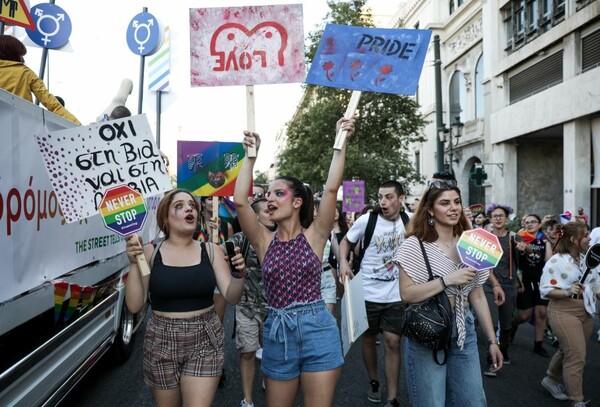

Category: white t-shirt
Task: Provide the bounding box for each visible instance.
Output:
[590,227,600,246]
[346,213,406,303]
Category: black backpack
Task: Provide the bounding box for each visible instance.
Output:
[355,210,410,273]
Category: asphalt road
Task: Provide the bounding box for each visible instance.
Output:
[60,304,600,407]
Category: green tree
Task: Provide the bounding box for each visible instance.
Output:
[276,0,427,202]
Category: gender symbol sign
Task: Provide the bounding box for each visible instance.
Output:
[457,229,503,271]
[177,141,246,197]
[127,11,162,56]
[100,185,150,276]
[342,180,365,213]
[189,4,305,87]
[306,24,432,95]
[35,114,172,223]
[0,0,34,30]
[26,3,72,49]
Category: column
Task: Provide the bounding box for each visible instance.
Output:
[563,119,591,214]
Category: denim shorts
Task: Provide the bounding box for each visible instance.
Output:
[403,308,487,407]
[320,266,337,304]
[261,300,344,380]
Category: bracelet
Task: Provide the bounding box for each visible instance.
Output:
[492,284,500,288]
[230,270,247,279]
[488,340,499,346]
[439,276,448,290]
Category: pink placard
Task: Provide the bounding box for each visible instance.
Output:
[190,4,305,87]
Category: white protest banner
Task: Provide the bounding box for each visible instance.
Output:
[340,275,369,357]
[189,4,305,87]
[35,114,172,223]
[1,92,160,303]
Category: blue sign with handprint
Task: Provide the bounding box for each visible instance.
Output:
[306,24,431,95]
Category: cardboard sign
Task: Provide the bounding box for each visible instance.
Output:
[342,180,365,213]
[35,114,172,223]
[457,229,503,271]
[306,24,432,95]
[189,4,305,87]
[177,141,245,197]
[340,274,369,357]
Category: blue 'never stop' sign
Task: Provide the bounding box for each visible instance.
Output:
[126,11,162,56]
[26,3,72,49]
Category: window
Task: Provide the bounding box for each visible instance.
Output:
[503,0,565,53]
[475,55,484,118]
[582,29,600,72]
[509,51,563,103]
[449,71,466,123]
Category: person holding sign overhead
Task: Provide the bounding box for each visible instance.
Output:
[539,222,600,406]
[233,117,355,407]
[393,180,502,407]
[124,189,246,407]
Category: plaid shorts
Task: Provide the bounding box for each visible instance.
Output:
[143,310,224,389]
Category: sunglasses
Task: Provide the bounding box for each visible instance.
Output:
[429,179,457,190]
[253,193,265,199]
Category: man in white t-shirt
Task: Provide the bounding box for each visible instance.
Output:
[339,180,408,407]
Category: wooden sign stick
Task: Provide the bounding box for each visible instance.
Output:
[334,90,362,150]
[246,85,257,158]
[212,196,219,243]
[134,233,151,276]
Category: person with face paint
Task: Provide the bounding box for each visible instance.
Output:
[233,117,355,407]
[124,189,246,407]
[539,222,600,406]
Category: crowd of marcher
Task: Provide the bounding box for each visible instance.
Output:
[3,33,599,407]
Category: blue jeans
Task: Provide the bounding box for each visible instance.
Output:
[403,308,487,407]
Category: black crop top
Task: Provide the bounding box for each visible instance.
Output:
[149,242,217,312]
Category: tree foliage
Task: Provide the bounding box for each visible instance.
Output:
[276,0,428,202]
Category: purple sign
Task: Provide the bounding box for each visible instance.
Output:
[306,24,431,95]
[342,180,365,213]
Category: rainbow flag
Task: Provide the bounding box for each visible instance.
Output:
[177,141,246,197]
[64,284,83,321]
[53,280,69,322]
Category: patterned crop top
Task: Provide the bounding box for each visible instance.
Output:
[149,242,216,312]
[261,231,322,309]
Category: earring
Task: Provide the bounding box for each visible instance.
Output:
[428,216,435,226]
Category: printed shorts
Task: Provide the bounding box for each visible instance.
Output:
[143,310,224,389]
[235,307,265,353]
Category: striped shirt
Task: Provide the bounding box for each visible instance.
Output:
[394,235,489,348]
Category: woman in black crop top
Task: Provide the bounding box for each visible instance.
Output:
[125,189,246,407]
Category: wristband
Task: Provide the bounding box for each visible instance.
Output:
[488,340,499,346]
[439,276,448,290]
[492,284,500,288]
[230,270,247,279]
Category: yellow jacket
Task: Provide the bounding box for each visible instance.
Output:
[0,59,81,125]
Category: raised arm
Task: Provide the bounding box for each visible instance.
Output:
[309,118,355,245]
[233,131,271,258]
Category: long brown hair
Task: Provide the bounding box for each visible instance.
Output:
[553,222,588,255]
[156,189,199,239]
[405,184,470,243]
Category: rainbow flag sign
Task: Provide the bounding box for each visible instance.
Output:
[99,185,147,236]
[177,141,245,197]
[457,229,503,271]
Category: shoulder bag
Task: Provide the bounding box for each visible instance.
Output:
[401,239,453,365]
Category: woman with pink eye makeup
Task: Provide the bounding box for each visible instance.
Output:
[125,189,247,407]
[233,117,355,407]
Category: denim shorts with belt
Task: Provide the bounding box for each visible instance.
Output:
[260,300,344,380]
